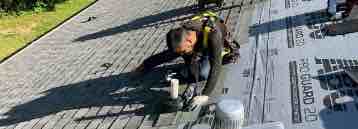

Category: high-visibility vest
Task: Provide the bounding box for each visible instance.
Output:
[191,11,230,57]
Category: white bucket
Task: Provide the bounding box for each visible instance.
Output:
[170,79,179,99]
[214,97,245,129]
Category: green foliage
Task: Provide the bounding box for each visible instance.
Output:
[33,1,47,12]
[0,0,95,60]
[0,0,66,13]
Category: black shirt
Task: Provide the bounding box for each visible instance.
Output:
[141,20,227,96]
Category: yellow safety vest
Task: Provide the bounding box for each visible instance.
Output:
[191,11,230,57]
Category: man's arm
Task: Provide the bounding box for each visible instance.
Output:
[202,30,223,96]
[140,50,180,72]
[182,55,200,83]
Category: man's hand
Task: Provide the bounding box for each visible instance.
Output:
[186,95,210,111]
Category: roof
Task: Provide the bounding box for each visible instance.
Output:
[217,0,358,129]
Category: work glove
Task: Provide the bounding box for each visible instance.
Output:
[185,95,210,111]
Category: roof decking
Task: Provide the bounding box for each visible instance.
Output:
[0,0,247,128]
[219,0,358,129]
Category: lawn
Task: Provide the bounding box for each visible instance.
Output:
[0,0,96,61]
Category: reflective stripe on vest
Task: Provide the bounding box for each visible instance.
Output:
[191,11,218,21]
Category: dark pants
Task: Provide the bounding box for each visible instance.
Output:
[198,56,210,80]
[180,56,210,101]
[328,0,337,16]
[179,56,210,82]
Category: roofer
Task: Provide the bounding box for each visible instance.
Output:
[134,11,239,109]
[344,0,358,16]
[324,0,358,35]
[328,0,358,20]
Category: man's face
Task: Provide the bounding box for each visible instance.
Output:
[175,31,197,55]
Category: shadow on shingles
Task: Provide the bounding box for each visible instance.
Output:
[0,64,185,127]
[73,4,241,42]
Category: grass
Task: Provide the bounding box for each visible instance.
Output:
[0,0,96,61]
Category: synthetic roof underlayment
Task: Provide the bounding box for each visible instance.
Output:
[217,0,358,129]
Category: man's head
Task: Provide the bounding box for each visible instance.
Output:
[166,28,197,55]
